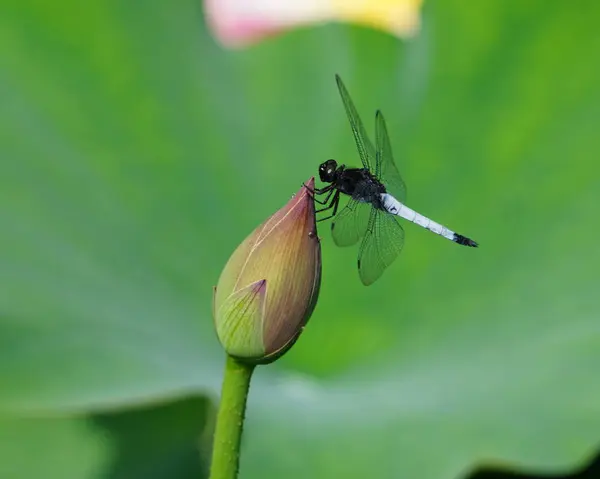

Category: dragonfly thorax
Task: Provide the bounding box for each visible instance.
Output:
[337,168,386,206]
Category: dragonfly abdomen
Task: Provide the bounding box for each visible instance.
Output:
[381,193,478,247]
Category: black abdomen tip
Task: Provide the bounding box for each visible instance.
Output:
[453,233,478,247]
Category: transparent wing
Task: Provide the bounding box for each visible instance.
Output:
[357,209,405,286]
[375,110,407,203]
[335,75,376,171]
[331,198,372,247]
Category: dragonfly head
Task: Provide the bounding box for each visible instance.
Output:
[319,159,338,183]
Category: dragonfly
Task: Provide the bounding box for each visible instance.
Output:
[309,75,478,286]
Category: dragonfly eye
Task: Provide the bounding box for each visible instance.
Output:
[319,159,338,183]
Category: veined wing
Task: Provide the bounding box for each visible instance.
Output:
[335,75,376,172]
[375,110,407,204]
[331,198,371,247]
[357,208,405,286]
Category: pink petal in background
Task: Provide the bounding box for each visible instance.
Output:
[204,0,423,48]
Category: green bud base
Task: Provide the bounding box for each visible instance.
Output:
[209,355,256,479]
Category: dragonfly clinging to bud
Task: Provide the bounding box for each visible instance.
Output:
[307,75,478,286]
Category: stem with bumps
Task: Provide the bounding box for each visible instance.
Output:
[209,355,255,479]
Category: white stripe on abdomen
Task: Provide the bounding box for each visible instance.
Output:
[381,193,455,241]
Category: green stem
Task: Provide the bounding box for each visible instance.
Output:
[209,355,256,479]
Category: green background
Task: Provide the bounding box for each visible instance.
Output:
[1,0,599,478]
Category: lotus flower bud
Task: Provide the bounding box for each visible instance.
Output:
[213,178,321,364]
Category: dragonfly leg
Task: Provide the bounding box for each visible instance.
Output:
[313,188,335,206]
[303,183,334,205]
[315,189,338,213]
[316,191,340,222]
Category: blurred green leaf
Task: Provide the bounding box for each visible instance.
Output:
[469,453,600,479]
[91,395,213,479]
[0,413,109,479]
[0,395,212,479]
[1,0,599,478]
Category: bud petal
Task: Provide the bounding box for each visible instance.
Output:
[213,178,321,364]
[214,279,267,358]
